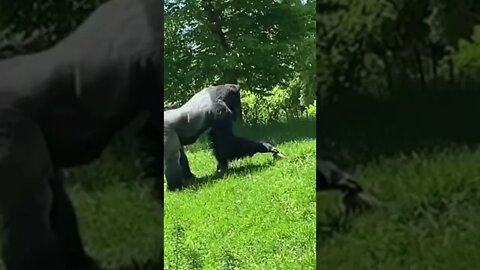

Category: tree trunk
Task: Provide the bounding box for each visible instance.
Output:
[381,53,393,90]
[430,44,438,80]
[399,53,408,84]
[414,46,426,90]
[448,56,455,84]
[200,0,238,84]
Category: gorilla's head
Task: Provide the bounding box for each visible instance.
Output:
[216,84,242,121]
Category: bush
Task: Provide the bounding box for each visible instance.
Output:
[454,25,480,79]
[241,79,315,125]
[306,100,316,118]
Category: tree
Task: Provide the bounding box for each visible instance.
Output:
[164,0,315,103]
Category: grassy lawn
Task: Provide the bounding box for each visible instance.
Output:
[0,119,316,270]
[318,89,480,269]
[164,120,316,269]
[318,146,480,269]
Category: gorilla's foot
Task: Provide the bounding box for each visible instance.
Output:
[216,163,228,175]
[164,173,187,191]
[185,172,196,181]
[184,174,197,186]
[165,179,189,191]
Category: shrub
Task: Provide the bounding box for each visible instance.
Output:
[241,80,315,125]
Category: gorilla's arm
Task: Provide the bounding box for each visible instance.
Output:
[208,119,279,172]
[317,160,363,193]
[317,159,379,212]
[160,97,236,190]
[138,112,197,193]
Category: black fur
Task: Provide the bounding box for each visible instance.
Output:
[316,160,363,193]
[317,159,379,213]
[163,84,279,190]
[208,116,277,172]
[0,0,163,269]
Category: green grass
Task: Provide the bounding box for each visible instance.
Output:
[0,156,165,270]
[318,87,480,269]
[318,146,480,269]
[0,119,316,270]
[164,120,316,269]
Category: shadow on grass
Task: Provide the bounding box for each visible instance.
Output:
[170,160,277,191]
[317,199,379,245]
[103,256,164,270]
[186,117,316,153]
[320,83,480,167]
[317,208,353,244]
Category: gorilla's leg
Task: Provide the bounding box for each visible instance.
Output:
[0,108,62,270]
[164,151,184,190]
[164,127,185,190]
[179,147,194,180]
[138,118,163,199]
[49,171,97,270]
[2,188,62,270]
[208,125,279,173]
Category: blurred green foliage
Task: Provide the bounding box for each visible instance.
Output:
[317,0,480,111]
[164,0,316,123]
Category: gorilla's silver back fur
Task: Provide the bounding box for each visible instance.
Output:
[164,84,238,145]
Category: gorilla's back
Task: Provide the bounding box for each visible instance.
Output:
[0,0,163,167]
[164,87,218,145]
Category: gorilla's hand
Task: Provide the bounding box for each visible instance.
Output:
[214,99,233,121]
[342,191,380,215]
[261,142,285,159]
[217,99,232,114]
[261,142,278,153]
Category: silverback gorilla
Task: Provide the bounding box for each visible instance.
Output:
[164,84,283,190]
[0,0,163,269]
[317,159,379,213]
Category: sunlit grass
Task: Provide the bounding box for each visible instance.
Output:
[0,119,315,270]
[164,121,316,269]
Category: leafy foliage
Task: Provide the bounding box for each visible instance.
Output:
[317,0,480,109]
[164,121,316,269]
[0,0,104,55]
[165,0,315,109]
[454,26,480,78]
[241,78,315,125]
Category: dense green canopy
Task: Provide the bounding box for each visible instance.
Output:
[317,0,480,108]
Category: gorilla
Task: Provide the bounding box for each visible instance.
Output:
[0,0,163,269]
[163,84,283,190]
[317,159,379,213]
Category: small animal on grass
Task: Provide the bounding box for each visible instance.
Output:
[163,84,285,190]
[317,159,380,214]
[0,0,164,269]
